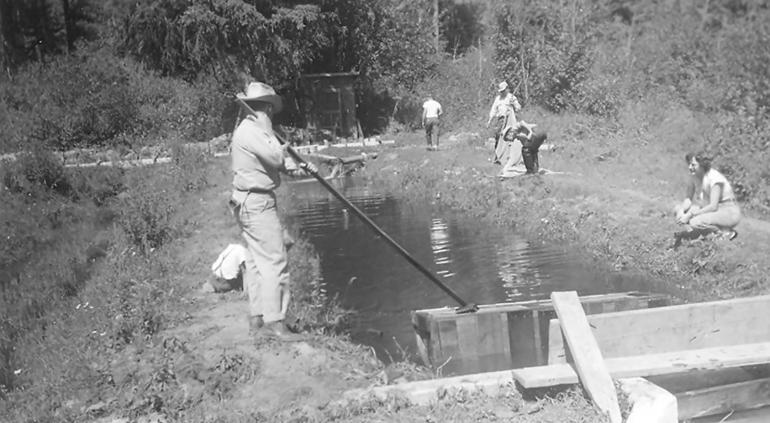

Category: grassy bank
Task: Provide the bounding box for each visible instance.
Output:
[355,108,770,302]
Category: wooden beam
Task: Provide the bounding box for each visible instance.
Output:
[551,291,622,423]
[514,342,770,389]
[416,292,667,318]
[677,377,770,420]
[548,295,770,364]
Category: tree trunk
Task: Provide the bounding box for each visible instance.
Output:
[0,0,13,72]
[433,0,439,54]
[62,0,74,53]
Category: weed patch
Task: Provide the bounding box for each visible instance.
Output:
[117,188,176,254]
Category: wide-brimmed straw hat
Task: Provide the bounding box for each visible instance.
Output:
[237,82,283,113]
[498,81,508,92]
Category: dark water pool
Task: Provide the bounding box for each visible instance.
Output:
[287,177,657,363]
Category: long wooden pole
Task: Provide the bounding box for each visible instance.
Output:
[234,97,476,312]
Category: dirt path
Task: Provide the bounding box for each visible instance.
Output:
[162,290,381,420]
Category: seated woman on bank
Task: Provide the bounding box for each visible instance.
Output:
[673,152,741,246]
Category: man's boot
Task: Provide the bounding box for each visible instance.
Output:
[264,320,304,342]
[248,315,264,337]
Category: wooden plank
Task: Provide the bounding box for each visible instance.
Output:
[677,377,770,420]
[455,315,479,372]
[475,312,511,372]
[411,311,431,366]
[548,295,770,364]
[435,319,459,373]
[514,342,770,389]
[648,367,757,393]
[417,292,669,318]
[507,310,538,368]
[551,291,622,423]
[532,310,544,365]
[537,309,559,365]
[689,406,770,422]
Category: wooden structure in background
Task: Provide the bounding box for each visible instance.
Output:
[411,291,669,376]
[300,72,359,138]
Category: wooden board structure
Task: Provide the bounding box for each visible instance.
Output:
[551,291,621,423]
[677,377,770,420]
[547,295,770,364]
[411,291,669,376]
[513,341,770,388]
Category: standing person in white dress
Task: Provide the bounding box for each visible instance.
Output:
[422,95,443,151]
[673,152,741,248]
[487,81,521,163]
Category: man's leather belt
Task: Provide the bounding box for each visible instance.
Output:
[237,188,272,194]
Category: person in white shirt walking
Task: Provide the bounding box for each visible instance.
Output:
[487,81,522,163]
[422,95,443,151]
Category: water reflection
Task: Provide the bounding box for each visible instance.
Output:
[429,218,455,278]
[495,238,546,301]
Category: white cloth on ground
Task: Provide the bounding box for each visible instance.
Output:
[211,243,249,280]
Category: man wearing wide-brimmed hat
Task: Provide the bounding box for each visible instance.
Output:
[230,81,315,340]
[487,81,522,163]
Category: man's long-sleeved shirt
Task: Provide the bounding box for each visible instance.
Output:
[488,92,522,122]
[231,115,285,195]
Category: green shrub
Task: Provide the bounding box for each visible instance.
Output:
[286,235,350,334]
[711,116,770,214]
[169,143,210,192]
[117,188,176,253]
[68,166,126,206]
[0,47,227,154]
[493,1,597,113]
[2,148,71,196]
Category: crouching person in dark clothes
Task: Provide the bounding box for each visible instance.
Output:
[230,81,317,341]
[511,120,547,174]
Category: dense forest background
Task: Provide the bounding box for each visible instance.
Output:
[3,0,768,202]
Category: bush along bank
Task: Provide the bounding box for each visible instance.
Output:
[357,132,769,303]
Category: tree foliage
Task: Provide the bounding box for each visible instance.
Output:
[118,0,332,85]
[0,0,97,70]
[440,0,484,57]
[493,0,600,113]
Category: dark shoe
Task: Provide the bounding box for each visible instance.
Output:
[670,232,685,249]
[248,315,264,336]
[264,321,304,342]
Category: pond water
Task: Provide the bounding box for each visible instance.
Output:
[287,177,657,364]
